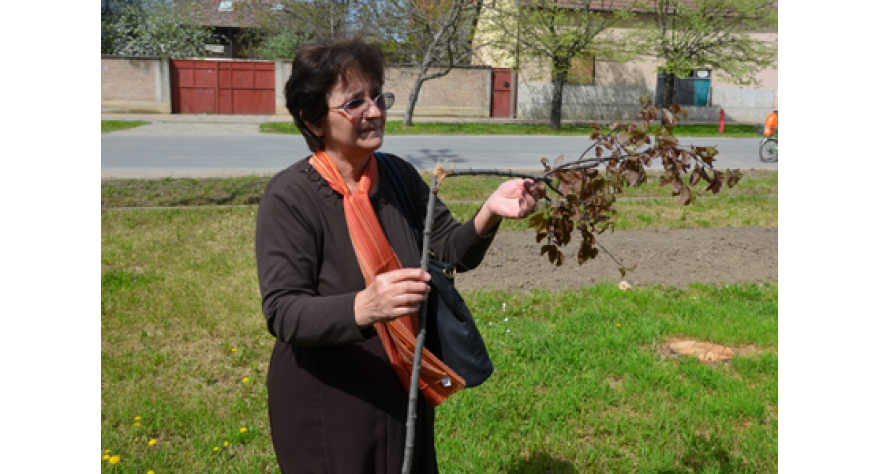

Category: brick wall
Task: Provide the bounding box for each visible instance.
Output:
[275,62,492,118]
[384,67,491,118]
[102,56,491,116]
[102,57,159,101]
[101,56,171,113]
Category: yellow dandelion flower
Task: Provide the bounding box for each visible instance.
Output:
[149,439,157,446]
[231,348,237,352]
[224,441,229,447]
[242,377,250,383]
[109,455,121,464]
[616,323,620,327]
[240,427,247,433]
[134,422,141,427]
[104,449,111,454]
[213,447,219,451]
[134,416,141,421]
[102,455,110,460]
[148,471,155,474]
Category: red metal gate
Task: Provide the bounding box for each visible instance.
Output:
[491,68,513,118]
[171,59,275,115]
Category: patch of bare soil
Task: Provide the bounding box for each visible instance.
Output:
[456,227,777,291]
[656,339,776,366]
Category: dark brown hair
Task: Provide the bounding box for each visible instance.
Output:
[284,38,385,152]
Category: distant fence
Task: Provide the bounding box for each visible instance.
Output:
[102,56,492,117]
[102,55,774,123]
[517,82,775,123]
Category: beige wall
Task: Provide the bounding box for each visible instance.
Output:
[260,61,491,118]
[276,61,293,116]
[104,57,491,118]
[384,67,492,118]
[101,56,171,114]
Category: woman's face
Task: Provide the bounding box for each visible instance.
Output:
[318,73,386,161]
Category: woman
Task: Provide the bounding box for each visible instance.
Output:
[255,38,545,473]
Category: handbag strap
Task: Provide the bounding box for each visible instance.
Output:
[375,152,425,249]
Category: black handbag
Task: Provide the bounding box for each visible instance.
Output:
[375,152,494,388]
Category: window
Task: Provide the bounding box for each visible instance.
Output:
[568,56,595,84]
[219,0,234,11]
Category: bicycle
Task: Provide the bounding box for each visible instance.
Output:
[758,112,778,163]
[759,135,778,163]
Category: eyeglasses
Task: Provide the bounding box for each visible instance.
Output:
[331,92,395,117]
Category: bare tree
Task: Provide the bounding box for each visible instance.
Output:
[363,0,485,125]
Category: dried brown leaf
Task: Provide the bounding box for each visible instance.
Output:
[689,169,701,186]
[727,170,742,188]
[528,212,544,228]
[671,177,683,194]
[553,154,565,168]
[706,171,724,194]
[678,186,691,205]
[627,169,641,187]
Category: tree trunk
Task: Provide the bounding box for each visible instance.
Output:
[549,71,565,130]
[661,72,676,125]
[403,73,425,126]
[401,2,461,126]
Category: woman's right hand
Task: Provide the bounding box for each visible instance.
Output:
[354,268,431,328]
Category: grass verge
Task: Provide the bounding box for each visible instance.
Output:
[102,206,776,472]
[449,195,777,232]
[260,121,761,138]
[102,171,776,231]
[103,120,150,133]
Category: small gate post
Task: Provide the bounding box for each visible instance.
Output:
[159,57,172,114]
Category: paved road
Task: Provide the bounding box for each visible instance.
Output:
[102,123,777,178]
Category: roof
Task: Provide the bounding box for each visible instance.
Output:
[180,0,267,28]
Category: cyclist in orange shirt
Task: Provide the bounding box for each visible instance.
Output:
[764,91,778,136]
[758,91,778,162]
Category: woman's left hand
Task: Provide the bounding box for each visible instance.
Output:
[475,178,546,236]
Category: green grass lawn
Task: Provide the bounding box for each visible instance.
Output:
[441,284,777,473]
[260,121,761,138]
[102,120,150,133]
[101,170,777,231]
[101,206,776,472]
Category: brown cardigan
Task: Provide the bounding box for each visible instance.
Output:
[255,153,497,473]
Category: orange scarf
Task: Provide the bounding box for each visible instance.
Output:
[310,150,465,407]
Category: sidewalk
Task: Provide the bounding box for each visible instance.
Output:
[101,113,290,124]
[101,112,730,127]
[101,112,706,126]
[99,112,566,125]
